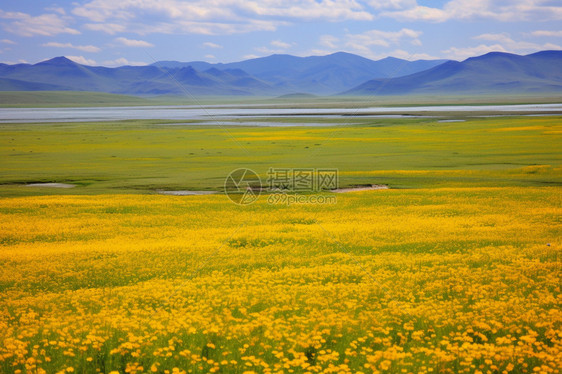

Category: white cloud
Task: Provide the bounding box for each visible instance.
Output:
[319,35,339,49]
[42,42,101,53]
[84,23,126,34]
[440,0,504,21]
[46,7,66,15]
[271,40,292,49]
[473,33,538,49]
[253,39,295,56]
[243,54,260,59]
[141,19,285,35]
[1,39,16,44]
[442,31,562,60]
[442,44,508,60]
[66,55,97,65]
[472,0,562,22]
[531,30,562,37]
[203,42,222,49]
[115,37,154,47]
[345,28,422,51]
[204,54,216,59]
[1,59,29,64]
[473,33,513,43]
[385,49,438,60]
[72,0,372,35]
[309,29,425,60]
[299,46,437,61]
[472,33,562,54]
[239,0,372,21]
[543,43,562,50]
[102,57,147,66]
[254,46,283,55]
[382,5,448,22]
[0,10,80,37]
[367,0,416,10]
[305,48,338,56]
[382,0,562,22]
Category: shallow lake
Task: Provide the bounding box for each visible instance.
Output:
[0,103,561,123]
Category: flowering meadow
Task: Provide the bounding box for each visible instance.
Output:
[0,187,560,374]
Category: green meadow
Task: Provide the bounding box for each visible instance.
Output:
[1,115,561,196]
[2,91,562,108]
[0,98,561,374]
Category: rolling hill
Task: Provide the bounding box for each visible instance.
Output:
[153,52,447,94]
[0,57,277,96]
[1,51,561,97]
[0,53,447,96]
[342,50,562,95]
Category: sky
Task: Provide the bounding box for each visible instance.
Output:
[0,0,561,66]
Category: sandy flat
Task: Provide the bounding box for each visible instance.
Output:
[26,183,76,188]
[156,190,217,196]
[332,184,389,193]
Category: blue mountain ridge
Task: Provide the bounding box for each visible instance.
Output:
[1,51,560,96]
[342,50,562,95]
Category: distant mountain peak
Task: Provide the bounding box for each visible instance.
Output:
[343,49,562,95]
[268,53,293,58]
[378,56,404,62]
[526,50,562,57]
[120,52,450,95]
[5,50,556,97]
[326,51,355,57]
[204,67,222,74]
[223,68,248,77]
[36,56,77,66]
[465,51,520,61]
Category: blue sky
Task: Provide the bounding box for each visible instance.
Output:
[0,0,561,66]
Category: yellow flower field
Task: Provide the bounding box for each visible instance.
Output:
[0,187,560,373]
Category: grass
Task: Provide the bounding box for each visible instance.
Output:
[0,116,561,196]
[0,104,560,373]
[0,188,560,373]
[0,91,156,108]
[1,91,562,108]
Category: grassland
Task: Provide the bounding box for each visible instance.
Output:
[2,91,562,108]
[0,108,561,373]
[0,188,560,374]
[0,92,154,108]
[1,116,561,196]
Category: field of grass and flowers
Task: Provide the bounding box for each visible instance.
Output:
[0,188,560,374]
[0,111,560,374]
[1,116,561,195]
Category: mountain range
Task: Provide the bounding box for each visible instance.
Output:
[152,53,447,94]
[344,50,562,95]
[0,50,561,96]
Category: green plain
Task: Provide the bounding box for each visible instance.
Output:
[1,115,561,196]
[2,90,562,107]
